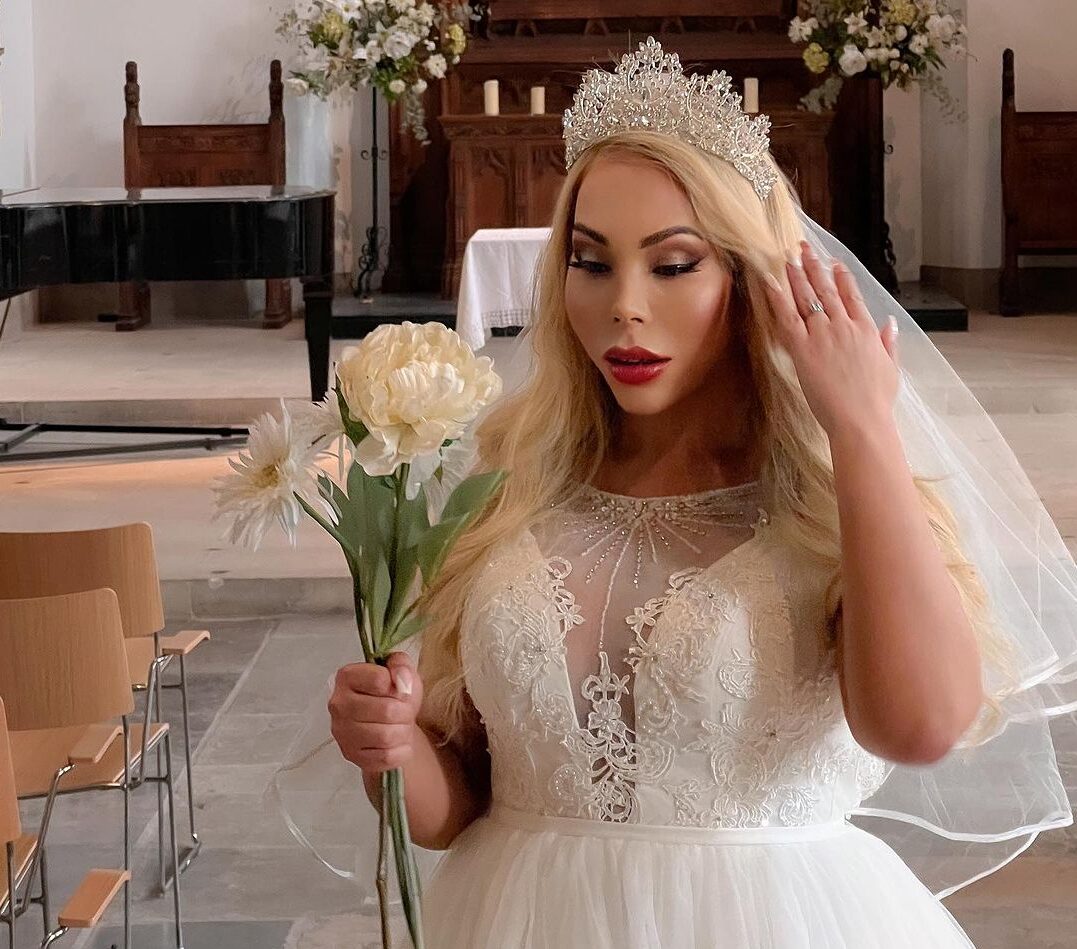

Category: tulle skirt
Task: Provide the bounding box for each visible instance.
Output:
[421,803,975,948]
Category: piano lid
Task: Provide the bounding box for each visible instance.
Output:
[0,185,336,208]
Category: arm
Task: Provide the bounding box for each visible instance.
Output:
[361,694,491,851]
[830,420,983,765]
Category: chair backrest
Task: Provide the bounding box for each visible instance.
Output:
[0,523,164,640]
[0,590,135,731]
[123,59,286,188]
[0,698,20,845]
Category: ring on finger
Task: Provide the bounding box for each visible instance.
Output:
[806,300,826,314]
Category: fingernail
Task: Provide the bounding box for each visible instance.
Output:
[394,669,413,696]
[802,244,818,261]
[763,272,783,291]
[888,314,899,335]
[786,250,802,268]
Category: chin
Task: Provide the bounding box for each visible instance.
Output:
[606,382,680,416]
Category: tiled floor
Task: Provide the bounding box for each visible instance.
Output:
[4,309,1077,947]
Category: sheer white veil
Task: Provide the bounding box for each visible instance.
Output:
[266,147,1077,917]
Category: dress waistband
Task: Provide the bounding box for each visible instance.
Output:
[486,803,851,846]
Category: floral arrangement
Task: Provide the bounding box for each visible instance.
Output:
[215,321,504,948]
[278,0,475,141]
[787,1,967,113]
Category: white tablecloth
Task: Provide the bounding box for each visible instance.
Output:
[456,227,551,351]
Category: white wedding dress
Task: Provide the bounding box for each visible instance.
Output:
[420,478,976,948]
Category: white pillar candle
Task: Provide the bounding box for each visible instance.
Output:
[483,79,500,116]
[530,85,546,115]
[743,77,760,114]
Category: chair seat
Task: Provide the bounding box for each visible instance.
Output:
[11,723,170,798]
[58,867,130,928]
[0,832,37,911]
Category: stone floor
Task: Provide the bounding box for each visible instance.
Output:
[3,309,1077,947]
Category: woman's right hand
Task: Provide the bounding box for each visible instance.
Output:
[328,651,425,775]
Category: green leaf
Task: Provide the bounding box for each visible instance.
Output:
[440,470,506,523]
[383,610,425,651]
[415,514,469,586]
[334,385,370,446]
[365,552,392,644]
[351,461,395,561]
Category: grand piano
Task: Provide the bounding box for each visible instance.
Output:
[0,185,336,406]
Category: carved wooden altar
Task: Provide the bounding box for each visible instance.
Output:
[386,2,861,297]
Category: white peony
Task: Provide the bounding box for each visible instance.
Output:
[381,26,417,60]
[413,77,428,93]
[893,25,908,42]
[787,16,818,42]
[284,76,310,96]
[424,53,447,78]
[336,321,502,477]
[839,45,869,76]
[388,78,406,94]
[909,33,930,56]
[926,13,957,43]
[364,39,383,63]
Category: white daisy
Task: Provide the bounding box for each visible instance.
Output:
[215,401,331,549]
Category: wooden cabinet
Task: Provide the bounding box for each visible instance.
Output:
[440,116,565,296]
[439,111,833,297]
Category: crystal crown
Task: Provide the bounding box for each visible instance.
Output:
[562,37,778,200]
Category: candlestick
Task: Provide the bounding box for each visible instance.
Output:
[483,79,500,116]
[743,77,759,115]
[530,85,546,115]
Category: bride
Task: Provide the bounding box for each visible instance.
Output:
[322,39,1076,948]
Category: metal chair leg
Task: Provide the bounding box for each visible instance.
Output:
[5,841,16,949]
[177,655,202,874]
[163,732,184,949]
[122,719,132,949]
[38,846,50,940]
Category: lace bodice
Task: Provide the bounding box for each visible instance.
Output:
[459,481,891,829]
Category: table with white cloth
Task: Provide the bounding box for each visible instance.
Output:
[455,227,551,351]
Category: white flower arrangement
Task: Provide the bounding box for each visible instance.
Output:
[214,321,504,949]
[278,0,476,141]
[787,1,968,114]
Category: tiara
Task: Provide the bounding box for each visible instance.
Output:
[562,37,778,200]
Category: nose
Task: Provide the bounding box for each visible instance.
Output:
[611,269,649,325]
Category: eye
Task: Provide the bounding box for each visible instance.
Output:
[568,253,611,276]
[654,258,703,278]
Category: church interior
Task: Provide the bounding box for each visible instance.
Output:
[0,2,1075,947]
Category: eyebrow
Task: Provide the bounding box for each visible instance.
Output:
[572,223,705,248]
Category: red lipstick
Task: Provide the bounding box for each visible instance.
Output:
[603,346,671,386]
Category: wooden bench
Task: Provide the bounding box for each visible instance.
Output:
[1000,47,1077,315]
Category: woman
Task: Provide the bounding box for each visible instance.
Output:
[324,40,1075,948]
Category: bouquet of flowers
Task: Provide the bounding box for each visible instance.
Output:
[787,1,967,113]
[278,0,475,141]
[215,321,504,948]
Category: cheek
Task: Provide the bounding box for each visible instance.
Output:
[565,273,608,349]
[665,273,732,347]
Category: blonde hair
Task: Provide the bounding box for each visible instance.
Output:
[416,130,1008,750]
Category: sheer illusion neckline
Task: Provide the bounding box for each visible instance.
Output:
[580,479,762,504]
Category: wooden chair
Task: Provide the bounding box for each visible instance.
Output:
[1000,48,1077,314]
[112,59,291,331]
[0,524,210,891]
[0,593,154,948]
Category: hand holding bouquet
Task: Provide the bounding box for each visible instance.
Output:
[215,321,504,948]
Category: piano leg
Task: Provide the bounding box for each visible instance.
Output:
[115,280,151,331]
[302,276,332,402]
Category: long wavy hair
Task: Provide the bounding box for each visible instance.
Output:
[416,130,1007,752]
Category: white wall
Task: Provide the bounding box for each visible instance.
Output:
[0,0,36,190]
[920,0,1076,271]
[24,0,384,299]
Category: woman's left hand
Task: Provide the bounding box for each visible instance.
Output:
[762,239,900,439]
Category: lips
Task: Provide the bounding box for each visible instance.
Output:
[603,346,671,386]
